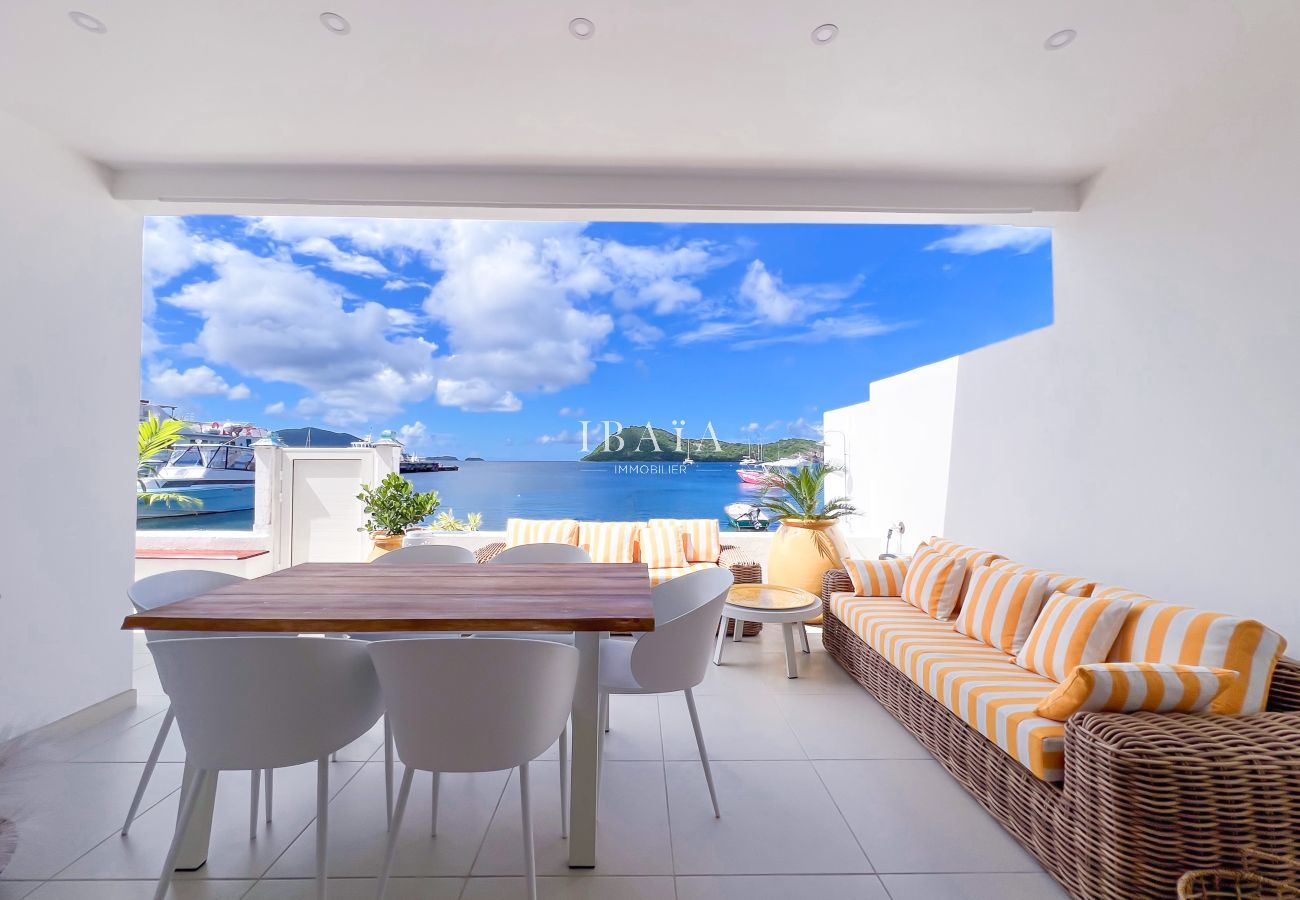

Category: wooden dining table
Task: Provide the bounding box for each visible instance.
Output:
[121,561,656,870]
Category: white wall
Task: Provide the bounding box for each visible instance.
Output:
[944,19,1300,645]
[0,110,141,731]
[823,358,959,558]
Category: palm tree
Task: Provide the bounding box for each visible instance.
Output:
[137,413,202,510]
[756,463,855,522]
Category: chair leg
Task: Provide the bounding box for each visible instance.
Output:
[430,771,440,837]
[377,767,415,900]
[558,722,569,839]
[684,688,720,817]
[712,617,728,665]
[383,716,395,831]
[316,757,329,900]
[264,768,273,823]
[331,750,338,763]
[601,692,610,733]
[520,762,537,900]
[249,769,261,839]
[124,705,174,835]
[732,616,743,642]
[152,767,210,900]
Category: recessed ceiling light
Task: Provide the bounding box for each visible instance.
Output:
[319,12,351,35]
[1044,29,1076,50]
[569,17,594,39]
[811,23,838,45]
[68,11,107,34]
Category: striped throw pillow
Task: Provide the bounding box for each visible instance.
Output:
[578,522,640,564]
[1106,598,1288,714]
[505,518,579,548]
[955,565,1050,654]
[1035,662,1238,721]
[844,558,908,597]
[649,518,721,563]
[1015,593,1134,682]
[901,547,968,619]
[988,560,1096,597]
[927,537,1006,608]
[1092,585,1150,602]
[638,522,688,569]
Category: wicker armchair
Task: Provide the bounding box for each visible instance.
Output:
[819,567,1300,899]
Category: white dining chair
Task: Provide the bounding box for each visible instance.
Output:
[489,542,592,565]
[123,570,273,839]
[599,566,733,817]
[149,636,383,900]
[368,638,578,900]
[369,544,476,565]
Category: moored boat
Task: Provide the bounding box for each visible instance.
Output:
[724,501,771,530]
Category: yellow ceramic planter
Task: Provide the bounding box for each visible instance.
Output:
[765,519,844,623]
[367,532,405,561]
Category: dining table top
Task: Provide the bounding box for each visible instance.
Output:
[121,562,656,634]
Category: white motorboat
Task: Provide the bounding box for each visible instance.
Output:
[724,501,771,530]
[137,440,257,518]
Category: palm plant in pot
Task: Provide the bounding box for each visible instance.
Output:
[356,473,441,560]
[758,464,856,605]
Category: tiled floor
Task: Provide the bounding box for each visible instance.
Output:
[0,630,1069,899]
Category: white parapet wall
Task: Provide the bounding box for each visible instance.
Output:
[822,357,960,558]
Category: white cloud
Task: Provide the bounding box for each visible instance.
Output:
[675,321,746,345]
[558,407,585,417]
[619,313,664,347]
[397,421,430,451]
[535,429,585,445]
[142,217,207,354]
[732,314,906,350]
[925,225,1051,255]
[740,422,760,433]
[595,352,624,364]
[436,378,521,413]
[264,401,286,415]
[148,363,232,397]
[292,236,390,277]
[226,383,251,401]
[738,259,862,325]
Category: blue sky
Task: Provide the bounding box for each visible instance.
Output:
[141,217,1052,459]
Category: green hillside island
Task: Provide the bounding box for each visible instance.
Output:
[580,425,820,462]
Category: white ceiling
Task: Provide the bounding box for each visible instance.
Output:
[0,1,1288,214]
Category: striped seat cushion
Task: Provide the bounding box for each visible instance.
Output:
[988,560,1096,597]
[1036,662,1238,721]
[649,562,717,587]
[901,546,967,619]
[578,521,640,564]
[1015,593,1134,682]
[649,518,721,563]
[844,558,908,597]
[830,594,1065,781]
[1107,598,1288,714]
[955,565,1050,654]
[638,522,688,569]
[505,518,579,548]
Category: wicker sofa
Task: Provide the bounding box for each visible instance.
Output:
[821,560,1300,900]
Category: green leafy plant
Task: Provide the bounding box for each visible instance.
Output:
[357,473,440,536]
[137,414,202,509]
[757,464,856,522]
[429,511,484,532]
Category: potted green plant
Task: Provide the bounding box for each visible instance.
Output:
[758,464,856,605]
[356,473,441,560]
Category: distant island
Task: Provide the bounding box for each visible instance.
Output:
[581,425,820,462]
[273,427,359,447]
[465,457,485,462]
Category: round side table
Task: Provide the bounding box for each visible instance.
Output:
[713,584,820,678]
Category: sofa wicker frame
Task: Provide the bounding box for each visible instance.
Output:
[476,541,766,635]
[820,568,1300,900]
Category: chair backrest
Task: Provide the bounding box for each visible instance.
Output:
[370,544,476,566]
[630,567,733,692]
[489,543,592,564]
[368,637,578,773]
[129,570,247,642]
[150,636,383,771]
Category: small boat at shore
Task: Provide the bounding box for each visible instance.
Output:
[138,440,256,518]
[725,502,771,530]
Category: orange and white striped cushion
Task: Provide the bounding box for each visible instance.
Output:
[505,518,579,548]
[638,522,688,569]
[829,594,1065,781]
[578,522,640,564]
[844,558,908,597]
[901,546,967,619]
[1035,662,1238,721]
[955,565,1050,654]
[1015,593,1133,682]
[929,538,1005,570]
[649,518,721,563]
[1107,598,1288,714]
[988,560,1096,597]
[648,562,717,587]
[1093,585,1149,602]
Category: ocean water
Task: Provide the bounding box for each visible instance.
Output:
[137,460,780,532]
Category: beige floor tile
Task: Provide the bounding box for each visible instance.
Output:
[879,872,1070,899]
[773,692,928,760]
[665,760,871,875]
[814,760,1043,873]
[461,876,675,899]
[472,761,673,876]
[659,693,805,761]
[597,695,664,761]
[245,876,463,899]
[25,880,253,899]
[676,874,890,899]
[0,883,42,900]
[72,710,186,763]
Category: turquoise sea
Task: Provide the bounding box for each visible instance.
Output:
[137,460,779,532]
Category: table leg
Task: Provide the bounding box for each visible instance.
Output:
[569,632,600,868]
[174,761,218,870]
[712,616,728,665]
[781,623,799,678]
[798,622,811,654]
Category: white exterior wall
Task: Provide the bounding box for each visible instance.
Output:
[0,110,141,732]
[823,358,959,558]
[944,22,1300,644]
